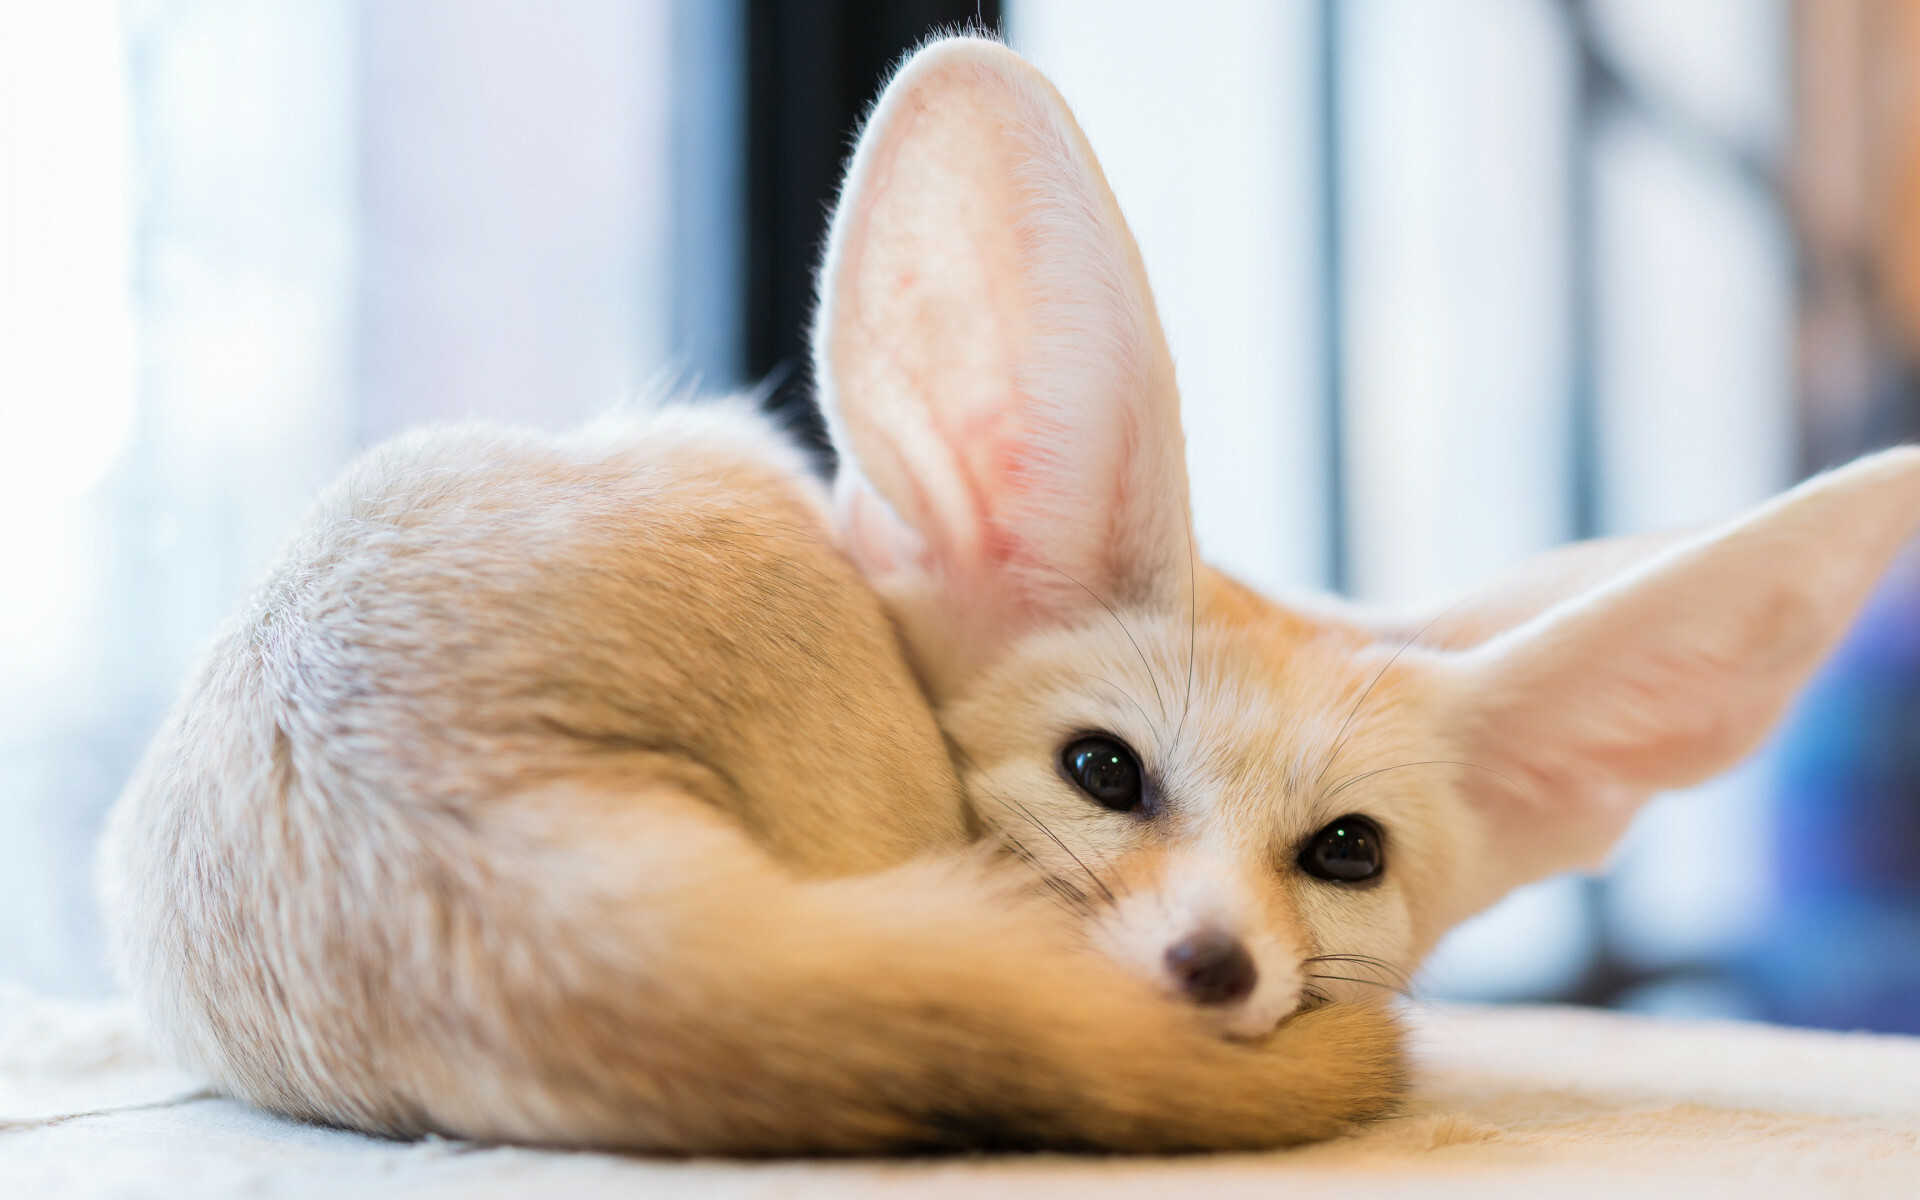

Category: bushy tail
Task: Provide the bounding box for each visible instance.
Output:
[139,782,1402,1154]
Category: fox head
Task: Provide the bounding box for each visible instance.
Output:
[813,35,1920,1037]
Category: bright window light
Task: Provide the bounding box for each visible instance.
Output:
[0,3,135,513]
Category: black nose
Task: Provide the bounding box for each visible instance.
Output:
[1165,929,1258,1005]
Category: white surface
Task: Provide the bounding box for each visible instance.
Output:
[7,984,1919,1198]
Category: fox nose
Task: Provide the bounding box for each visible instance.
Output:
[1165,929,1258,1005]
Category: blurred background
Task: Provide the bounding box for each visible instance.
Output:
[3,0,1918,1032]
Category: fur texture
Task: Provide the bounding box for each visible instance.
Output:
[100,35,1920,1155]
[98,405,1399,1153]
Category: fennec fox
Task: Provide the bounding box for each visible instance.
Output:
[102,35,1920,1154]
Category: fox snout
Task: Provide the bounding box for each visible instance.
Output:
[1165,928,1259,1005]
[1091,854,1309,1038]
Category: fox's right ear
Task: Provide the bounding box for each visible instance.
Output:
[812,36,1191,702]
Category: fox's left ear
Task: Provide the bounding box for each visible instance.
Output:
[1434,448,1920,917]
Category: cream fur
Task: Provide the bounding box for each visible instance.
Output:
[97,33,1920,1156]
[98,405,1399,1152]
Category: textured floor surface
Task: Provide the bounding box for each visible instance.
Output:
[6,984,1918,1198]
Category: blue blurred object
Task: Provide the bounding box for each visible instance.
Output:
[1760,538,1920,1032]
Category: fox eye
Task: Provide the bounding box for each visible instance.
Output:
[1299,815,1385,883]
[1061,735,1147,815]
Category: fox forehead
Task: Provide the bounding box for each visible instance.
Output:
[942,566,1446,841]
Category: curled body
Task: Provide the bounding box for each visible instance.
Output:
[100,34,1920,1155]
[99,409,1399,1152]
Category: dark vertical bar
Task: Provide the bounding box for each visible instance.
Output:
[744,0,841,459]
[1316,0,1350,594]
[670,0,747,392]
[744,0,999,466]
[1565,0,1603,542]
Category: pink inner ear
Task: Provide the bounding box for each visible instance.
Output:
[970,401,1043,567]
[967,414,1029,568]
[816,38,1194,693]
[960,395,1121,606]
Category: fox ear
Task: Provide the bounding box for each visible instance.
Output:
[1435,448,1920,918]
[1373,528,1692,652]
[813,36,1190,700]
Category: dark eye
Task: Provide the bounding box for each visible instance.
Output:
[1299,815,1386,883]
[1061,735,1146,814]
